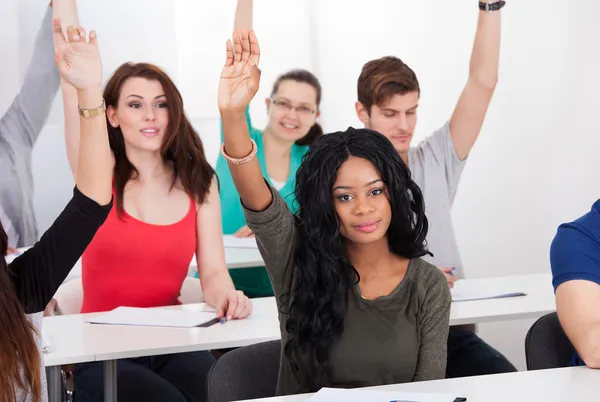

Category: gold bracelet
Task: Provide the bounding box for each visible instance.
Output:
[221,139,258,165]
[78,99,106,119]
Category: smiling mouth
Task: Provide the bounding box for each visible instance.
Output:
[353,220,380,233]
[280,122,299,130]
[140,128,159,137]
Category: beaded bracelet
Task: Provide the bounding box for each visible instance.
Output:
[221,139,258,164]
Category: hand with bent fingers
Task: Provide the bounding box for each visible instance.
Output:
[218,27,261,113]
[440,267,458,289]
[52,17,102,90]
[233,225,254,238]
[215,290,252,321]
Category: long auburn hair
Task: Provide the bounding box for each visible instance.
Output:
[283,128,430,391]
[0,222,41,402]
[104,63,215,213]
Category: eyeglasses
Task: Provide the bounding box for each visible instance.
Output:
[271,99,316,116]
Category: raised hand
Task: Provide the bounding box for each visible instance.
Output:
[218,28,261,113]
[52,17,102,90]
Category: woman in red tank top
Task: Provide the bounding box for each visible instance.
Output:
[55,5,251,401]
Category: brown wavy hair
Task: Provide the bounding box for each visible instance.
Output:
[104,63,215,213]
[357,56,420,114]
[0,222,41,402]
[271,69,323,146]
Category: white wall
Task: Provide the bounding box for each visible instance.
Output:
[3,0,600,371]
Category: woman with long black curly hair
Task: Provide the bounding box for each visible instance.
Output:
[218,28,451,396]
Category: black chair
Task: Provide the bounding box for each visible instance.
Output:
[525,312,576,370]
[207,340,280,402]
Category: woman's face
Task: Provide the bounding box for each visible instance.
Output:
[265,80,319,143]
[107,77,169,153]
[332,156,392,245]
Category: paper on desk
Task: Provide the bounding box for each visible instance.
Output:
[451,288,526,302]
[308,387,458,402]
[86,307,217,328]
[222,235,258,249]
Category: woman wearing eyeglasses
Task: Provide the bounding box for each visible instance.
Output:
[213,0,323,298]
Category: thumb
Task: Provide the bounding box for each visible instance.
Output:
[215,298,226,318]
[54,49,69,76]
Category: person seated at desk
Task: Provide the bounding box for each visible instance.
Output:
[218,28,451,395]
[52,2,252,401]
[213,0,323,298]
[0,17,113,402]
[0,2,60,249]
[551,200,600,368]
[353,0,515,378]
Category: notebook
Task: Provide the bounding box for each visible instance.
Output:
[86,307,219,328]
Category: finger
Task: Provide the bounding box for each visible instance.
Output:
[244,298,253,317]
[66,25,81,42]
[224,39,234,67]
[77,26,86,42]
[233,31,242,63]
[440,267,452,274]
[52,17,67,46]
[241,27,250,63]
[248,30,260,66]
[89,30,98,46]
[225,293,238,321]
[233,293,246,318]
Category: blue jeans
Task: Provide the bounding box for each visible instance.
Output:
[446,326,517,378]
[73,351,215,402]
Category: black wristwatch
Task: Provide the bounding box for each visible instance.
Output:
[479,1,506,11]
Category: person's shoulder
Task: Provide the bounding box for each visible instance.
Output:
[554,200,600,248]
[409,258,447,289]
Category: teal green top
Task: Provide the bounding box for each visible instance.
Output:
[214,106,309,297]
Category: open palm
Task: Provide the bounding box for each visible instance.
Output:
[53,17,102,90]
[218,28,261,113]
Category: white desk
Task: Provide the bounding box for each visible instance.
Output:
[43,273,555,402]
[43,297,279,402]
[239,366,600,402]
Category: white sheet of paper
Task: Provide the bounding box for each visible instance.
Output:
[86,307,218,328]
[308,388,459,402]
[222,235,258,249]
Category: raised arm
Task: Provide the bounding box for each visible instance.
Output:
[218,28,271,212]
[0,5,59,149]
[53,0,83,179]
[10,20,113,312]
[234,0,253,31]
[449,0,502,160]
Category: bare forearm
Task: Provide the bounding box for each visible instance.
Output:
[579,321,600,368]
[221,111,272,211]
[470,3,501,89]
[76,88,112,206]
[53,0,82,178]
[234,0,253,31]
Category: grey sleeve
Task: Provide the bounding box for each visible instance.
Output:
[243,185,296,296]
[416,121,466,202]
[413,265,451,381]
[0,7,60,150]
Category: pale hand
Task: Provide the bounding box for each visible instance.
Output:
[52,17,102,90]
[233,225,254,238]
[218,28,261,113]
[215,290,253,321]
[440,267,458,289]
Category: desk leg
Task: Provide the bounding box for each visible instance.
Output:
[46,366,62,402]
[103,360,117,402]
